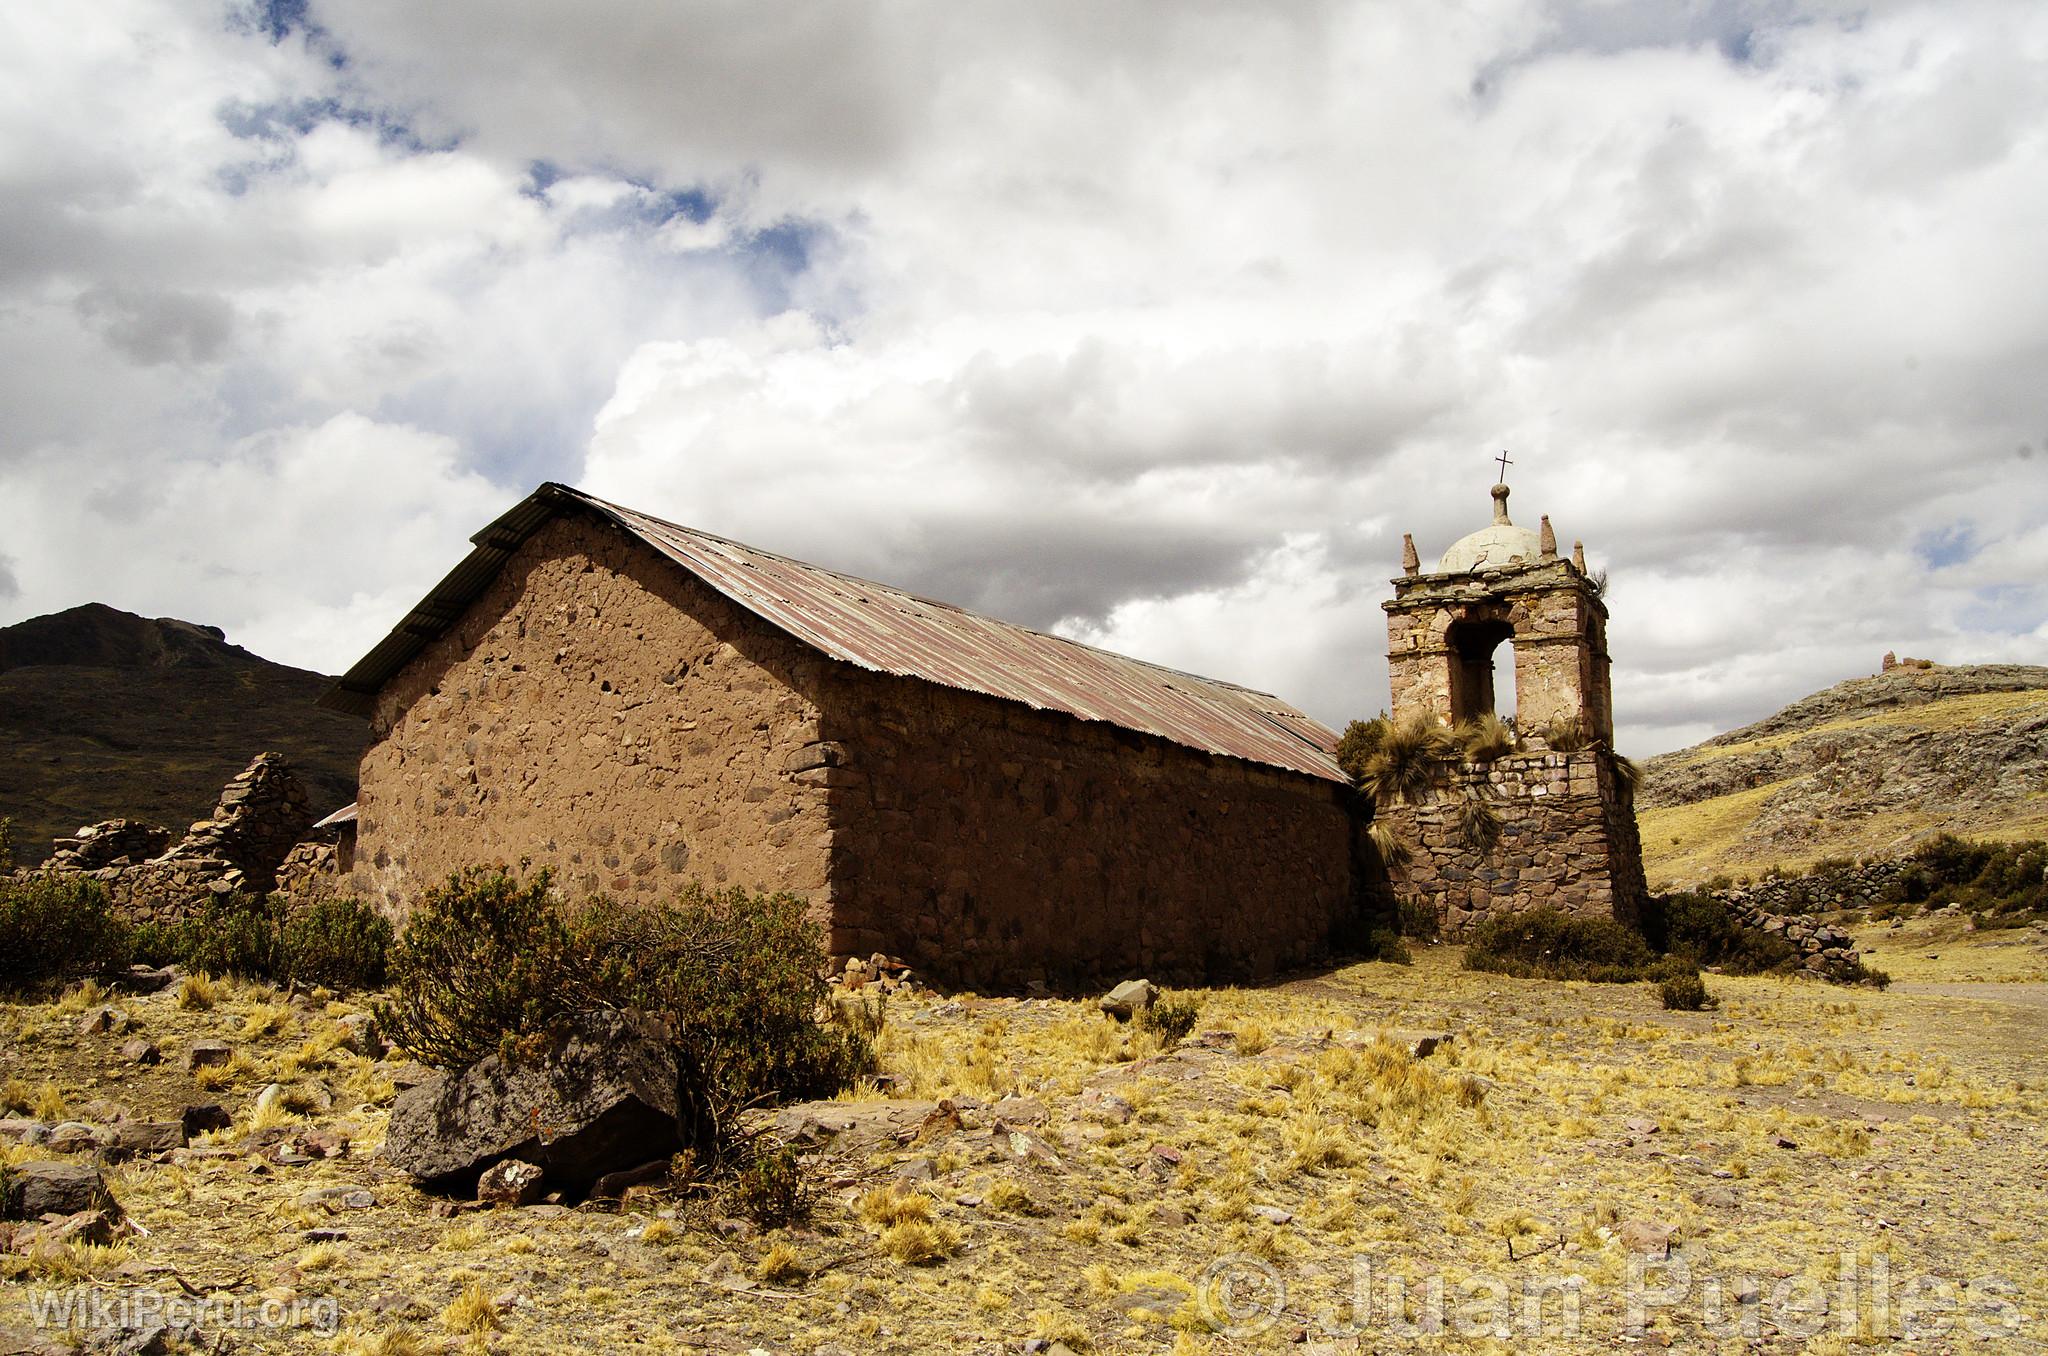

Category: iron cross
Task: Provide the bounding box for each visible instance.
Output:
[1495,449,1514,482]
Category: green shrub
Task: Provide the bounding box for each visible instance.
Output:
[280,898,393,991]
[1659,968,1714,1011]
[0,816,14,870]
[1397,898,1440,940]
[1334,715,1390,785]
[182,892,285,980]
[380,868,876,1128]
[1138,992,1201,1045]
[0,876,129,991]
[1638,891,1799,976]
[1462,907,1655,982]
[128,919,186,969]
[1364,928,1413,965]
[378,867,579,1070]
[720,1138,814,1228]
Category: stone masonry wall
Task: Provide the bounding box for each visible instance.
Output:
[818,668,1362,991]
[350,514,836,919]
[1381,750,1645,935]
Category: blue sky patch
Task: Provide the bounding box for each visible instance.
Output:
[1915,523,1980,571]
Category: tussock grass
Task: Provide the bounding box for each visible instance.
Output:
[438,1282,499,1334]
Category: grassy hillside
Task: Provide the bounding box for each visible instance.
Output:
[0,603,365,864]
[1638,663,2048,888]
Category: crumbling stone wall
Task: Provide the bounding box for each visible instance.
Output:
[348,515,835,918]
[818,668,1362,990]
[35,753,315,922]
[1379,751,1646,935]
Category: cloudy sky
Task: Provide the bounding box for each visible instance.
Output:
[2,0,2043,755]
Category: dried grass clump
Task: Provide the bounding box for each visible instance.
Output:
[439,1282,500,1334]
[1364,713,1458,807]
[1454,712,1518,762]
[880,1218,957,1265]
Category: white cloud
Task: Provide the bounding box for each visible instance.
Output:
[2,0,2046,758]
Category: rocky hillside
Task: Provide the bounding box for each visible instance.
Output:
[0,604,365,865]
[1637,661,2048,888]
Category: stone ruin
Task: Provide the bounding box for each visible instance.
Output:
[1376,480,1648,934]
[34,752,319,923]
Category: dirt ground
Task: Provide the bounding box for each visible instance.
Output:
[4,912,2046,1355]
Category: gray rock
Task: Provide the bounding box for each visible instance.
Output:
[1248,1204,1293,1225]
[3,1162,119,1219]
[104,1122,185,1159]
[382,1009,711,1193]
[185,1041,232,1070]
[476,1159,545,1207]
[118,1039,160,1066]
[1099,979,1158,1020]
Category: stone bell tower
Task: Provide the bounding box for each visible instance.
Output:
[1378,479,1645,933]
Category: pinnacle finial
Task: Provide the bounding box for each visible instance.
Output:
[1401,532,1420,577]
[1539,514,1557,559]
[1490,482,1512,526]
[1572,540,1586,572]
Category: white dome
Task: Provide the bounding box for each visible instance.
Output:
[1438,522,1543,573]
[1435,482,1546,573]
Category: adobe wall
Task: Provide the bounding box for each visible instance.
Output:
[1380,751,1646,935]
[817,671,1364,990]
[349,513,836,918]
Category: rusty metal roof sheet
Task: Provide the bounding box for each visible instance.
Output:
[311,803,358,830]
[323,483,1347,784]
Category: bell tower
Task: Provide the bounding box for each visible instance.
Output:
[1376,477,1644,933]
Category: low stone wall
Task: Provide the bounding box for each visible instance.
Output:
[1721,897,1864,981]
[1381,750,1645,936]
[1713,860,1909,915]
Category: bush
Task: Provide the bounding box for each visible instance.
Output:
[378,867,580,1070]
[1138,992,1201,1045]
[1659,968,1715,1011]
[0,817,13,870]
[380,868,876,1130]
[279,898,393,991]
[182,893,285,980]
[1364,928,1413,965]
[1462,907,1656,982]
[0,876,128,991]
[1396,898,1440,940]
[720,1138,815,1228]
[1334,715,1390,784]
[1638,891,1799,976]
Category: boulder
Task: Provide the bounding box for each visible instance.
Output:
[382,1009,712,1193]
[2,1163,119,1219]
[186,1041,232,1071]
[103,1122,185,1161]
[180,1104,233,1139]
[1099,979,1158,1020]
[476,1159,545,1207]
[119,1039,161,1066]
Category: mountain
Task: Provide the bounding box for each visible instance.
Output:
[1637,660,2048,888]
[0,604,365,866]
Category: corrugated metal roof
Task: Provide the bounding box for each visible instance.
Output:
[323,483,1347,785]
[312,803,358,830]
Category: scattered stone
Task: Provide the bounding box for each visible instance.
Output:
[118,1039,160,1066]
[113,965,178,995]
[1249,1204,1294,1225]
[914,1101,965,1142]
[105,1122,185,1160]
[2,1163,119,1219]
[47,1122,106,1155]
[589,1159,671,1199]
[383,1009,713,1193]
[302,1229,349,1243]
[1694,1187,1739,1210]
[477,1159,546,1207]
[77,1007,131,1037]
[297,1186,375,1212]
[1624,1116,1660,1136]
[180,1104,232,1139]
[1151,1204,1190,1228]
[0,1121,50,1147]
[1772,1135,1799,1150]
[989,1096,1047,1126]
[1099,979,1158,1020]
[336,1013,388,1059]
[1409,1032,1454,1060]
[1616,1220,1676,1256]
[990,1121,1062,1170]
[252,1083,284,1121]
[186,1041,232,1071]
[1077,1088,1134,1124]
[375,1060,436,1091]
[295,1129,350,1160]
[893,1157,936,1183]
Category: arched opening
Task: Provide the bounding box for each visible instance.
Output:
[1446,617,1515,725]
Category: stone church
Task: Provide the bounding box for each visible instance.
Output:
[321,483,1366,989]
[322,477,1642,985]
